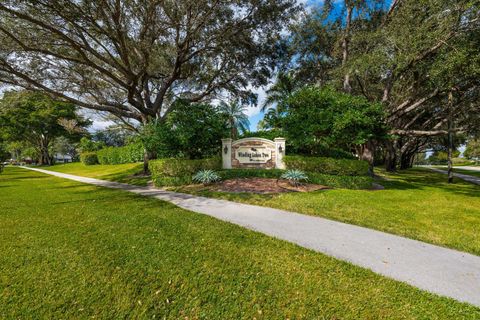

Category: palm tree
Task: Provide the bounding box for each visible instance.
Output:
[261,71,297,112]
[219,100,250,139]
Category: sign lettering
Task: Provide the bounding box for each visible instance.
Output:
[235,147,272,164]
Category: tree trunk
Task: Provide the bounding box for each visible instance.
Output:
[384,140,397,172]
[38,138,52,165]
[447,91,454,183]
[342,3,353,93]
[143,148,155,175]
[39,148,51,165]
[399,152,414,170]
[357,140,375,176]
[141,118,153,175]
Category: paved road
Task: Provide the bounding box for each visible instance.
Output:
[428,167,480,185]
[21,166,480,307]
[456,166,480,172]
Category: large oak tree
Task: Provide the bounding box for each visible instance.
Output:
[0,0,298,125]
[280,0,479,171]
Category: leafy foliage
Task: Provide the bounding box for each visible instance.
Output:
[284,155,369,176]
[282,0,479,170]
[149,158,221,186]
[219,169,371,189]
[142,102,229,160]
[78,137,105,153]
[281,170,309,187]
[0,142,9,162]
[97,143,144,165]
[93,126,135,147]
[219,169,284,180]
[0,1,299,124]
[218,100,250,139]
[80,152,98,166]
[464,139,480,160]
[0,91,89,165]
[278,86,387,156]
[53,136,79,161]
[261,71,297,112]
[192,170,221,185]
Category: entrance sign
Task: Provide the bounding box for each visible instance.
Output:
[236,146,273,164]
[221,137,285,169]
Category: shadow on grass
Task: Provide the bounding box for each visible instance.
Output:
[1,174,49,181]
[378,168,480,197]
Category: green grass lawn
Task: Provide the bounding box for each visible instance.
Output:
[43,162,149,185]
[1,167,479,318]
[175,168,480,256]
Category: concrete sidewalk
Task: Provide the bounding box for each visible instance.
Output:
[21,166,480,307]
[428,167,480,185]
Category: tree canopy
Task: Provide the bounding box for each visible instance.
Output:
[270,86,387,159]
[279,0,479,170]
[0,91,89,165]
[141,102,229,159]
[0,0,298,124]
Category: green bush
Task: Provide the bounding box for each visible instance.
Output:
[150,157,221,186]
[218,169,373,189]
[80,152,98,165]
[150,157,372,189]
[284,155,369,176]
[97,143,144,165]
[219,169,284,180]
[219,169,371,189]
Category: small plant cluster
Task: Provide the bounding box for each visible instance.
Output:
[192,169,221,185]
[281,169,309,187]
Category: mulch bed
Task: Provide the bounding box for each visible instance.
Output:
[212,178,329,194]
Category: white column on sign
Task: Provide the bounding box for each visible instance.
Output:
[274,138,286,169]
[221,138,232,169]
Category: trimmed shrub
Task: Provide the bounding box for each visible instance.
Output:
[80,152,98,165]
[150,157,221,186]
[219,169,284,180]
[150,158,372,189]
[220,169,371,189]
[284,155,369,176]
[97,143,144,165]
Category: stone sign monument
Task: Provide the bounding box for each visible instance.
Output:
[221,137,286,169]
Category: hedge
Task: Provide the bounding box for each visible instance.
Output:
[80,152,98,165]
[149,157,372,189]
[217,169,371,189]
[97,143,144,165]
[150,157,221,186]
[219,169,284,180]
[284,155,369,176]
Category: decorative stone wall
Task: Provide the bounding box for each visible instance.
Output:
[221,137,286,169]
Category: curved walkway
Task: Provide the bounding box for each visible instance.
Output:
[21,166,480,307]
[427,167,480,185]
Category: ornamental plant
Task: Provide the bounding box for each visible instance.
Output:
[192,169,221,185]
[281,169,308,187]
